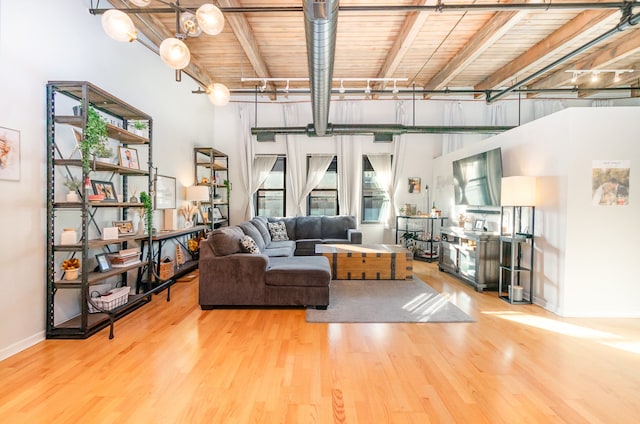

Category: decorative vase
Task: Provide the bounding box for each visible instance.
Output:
[60,228,77,245]
[66,191,79,202]
[64,268,79,281]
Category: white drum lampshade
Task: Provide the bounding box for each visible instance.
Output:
[501,176,537,206]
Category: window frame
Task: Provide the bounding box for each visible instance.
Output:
[255,156,286,217]
[307,155,339,216]
[361,155,391,224]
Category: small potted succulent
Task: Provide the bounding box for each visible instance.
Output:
[61,258,81,280]
[129,120,148,137]
[63,177,82,202]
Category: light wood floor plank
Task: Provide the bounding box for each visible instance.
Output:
[1,261,640,423]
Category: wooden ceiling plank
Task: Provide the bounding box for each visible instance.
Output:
[529,28,640,91]
[476,10,617,95]
[376,0,434,83]
[217,0,276,99]
[422,10,527,96]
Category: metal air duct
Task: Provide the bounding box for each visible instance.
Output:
[303,0,339,136]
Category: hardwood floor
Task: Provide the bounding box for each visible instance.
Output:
[2,261,639,423]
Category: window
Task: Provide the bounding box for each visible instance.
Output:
[256,156,286,217]
[362,156,389,223]
[308,156,338,216]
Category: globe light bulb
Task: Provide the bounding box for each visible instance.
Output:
[159,38,191,70]
[196,4,225,35]
[207,83,231,106]
[129,0,151,6]
[101,9,137,42]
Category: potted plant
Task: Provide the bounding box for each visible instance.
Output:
[129,120,148,137]
[61,258,81,280]
[63,177,82,202]
[139,191,153,234]
[81,106,112,175]
[223,179,231,202]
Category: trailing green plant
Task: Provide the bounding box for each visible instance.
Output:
[223,179,231,202]
[139,191,153,234]
[80,106,112,174]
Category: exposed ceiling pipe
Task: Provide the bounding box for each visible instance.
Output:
[303,0,339,136]
[251,123,515,138]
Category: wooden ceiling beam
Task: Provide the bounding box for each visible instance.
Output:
[422,10,527,98]
[374,0,434,93]
[528,28,640,93]
[475,10,616,98]
[217,0,276,100]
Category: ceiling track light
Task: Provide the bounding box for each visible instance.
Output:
[591,71,600,83]
[566,69,634,84]
[339,79,345,94]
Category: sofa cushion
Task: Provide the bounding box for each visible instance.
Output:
[240,235,260,254]
[266,256,331,287]
[321,215,357,239]
[238,222,266,251]
[209,226,245,256]
[251,217,272,244]
[268,221,289,241]
[268,217,297,240]
[294,216,322,239]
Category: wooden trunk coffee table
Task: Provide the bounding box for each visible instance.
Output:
[315,244,413,280]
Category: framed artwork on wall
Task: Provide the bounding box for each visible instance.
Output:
[155,175,176,210]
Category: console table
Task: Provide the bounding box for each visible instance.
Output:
[135,225,207,298]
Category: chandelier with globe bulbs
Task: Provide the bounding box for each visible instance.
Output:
[99,1,230,106]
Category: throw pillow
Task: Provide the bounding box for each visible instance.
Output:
[268,221,289,241]
[239,235,260,254]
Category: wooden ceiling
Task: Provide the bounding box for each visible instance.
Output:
[104,1,640,102]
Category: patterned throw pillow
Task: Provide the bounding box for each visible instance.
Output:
[239,235,260,254]
[268,221,289,241]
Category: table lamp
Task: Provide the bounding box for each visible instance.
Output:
[186,185,209,225]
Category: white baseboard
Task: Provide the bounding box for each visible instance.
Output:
[0,332,45,362]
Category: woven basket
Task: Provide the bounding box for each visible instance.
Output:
[88,286,130,313]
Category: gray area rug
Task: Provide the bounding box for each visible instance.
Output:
[306,277,474,323]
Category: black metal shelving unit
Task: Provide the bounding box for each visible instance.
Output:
[46,81,154,339]
[194,147,229,228]
[395,215,448,262]
[498,205,535,304]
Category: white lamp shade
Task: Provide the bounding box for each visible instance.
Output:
[159,38,191,70]
[101,9,138,42]
[208,83,231,106]
[186,185,209,202]
[501,176,537,206]
[129,0,151,6]
[197,4,225,35]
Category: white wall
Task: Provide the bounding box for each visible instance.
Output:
[433,107,640,317]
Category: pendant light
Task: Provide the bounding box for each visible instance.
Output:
[208,83,231,106]
[101,9,137,42]
[159,38,191,70]
[180,12,202,37]
[196,4,225,35]
[129,0,151,6]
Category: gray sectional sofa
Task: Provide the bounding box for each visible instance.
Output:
[198,215,362,309]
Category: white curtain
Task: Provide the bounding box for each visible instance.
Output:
[533,100,565,120]
[239,104,256,221]
[248,155,278,217]
[388,100,409,228]
[296,155,334,216]
[283,103,304,216]
[336,101,362,217]
[442,101,465,154]
[367,153,393,226]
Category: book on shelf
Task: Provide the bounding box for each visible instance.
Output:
[108,248,141,267]
[110,259,141,268]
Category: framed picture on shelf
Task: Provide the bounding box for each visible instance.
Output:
[113,220,134,234]
[473,218,486,231]
[155,175,176,209]
[95,253,112,272]
[91,180,117,201]
[118,147,139,170]
[211,207,223,220]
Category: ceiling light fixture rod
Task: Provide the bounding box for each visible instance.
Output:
[89,2,635,15]
[229,86,634,95]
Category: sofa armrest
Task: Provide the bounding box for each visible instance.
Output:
[199,253,270,306]
[347,228,362,244]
